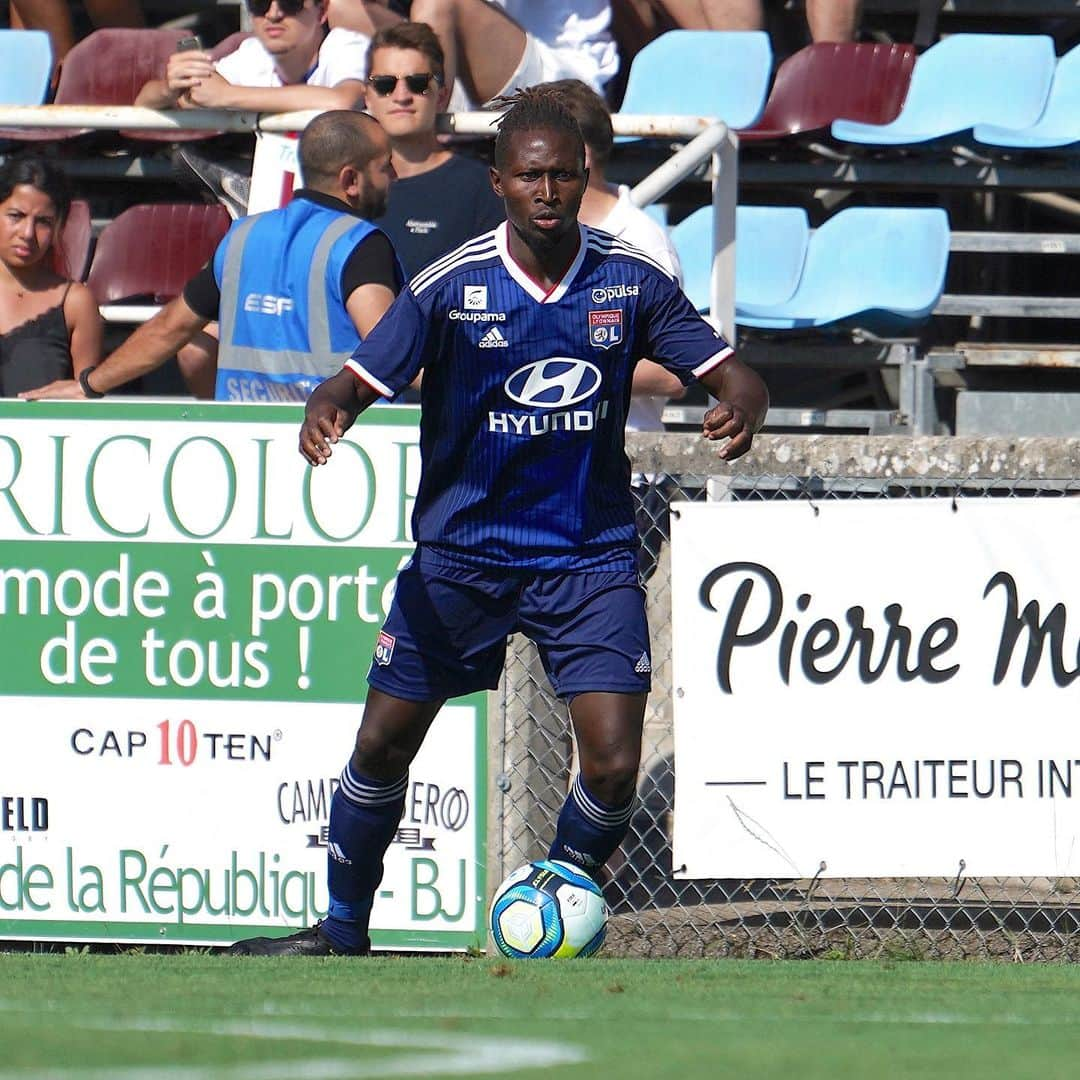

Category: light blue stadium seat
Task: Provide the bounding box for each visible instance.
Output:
[831,34,1054,145]
[619,30,772,130]
[0,30,52,105]
[974,43,1080,148]
[670,205,810,315]
[737,207,950,329]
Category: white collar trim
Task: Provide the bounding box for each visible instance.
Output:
[495,222,588,303]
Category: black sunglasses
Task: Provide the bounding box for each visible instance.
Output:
[367,73,441,97]
[246,0,307,17]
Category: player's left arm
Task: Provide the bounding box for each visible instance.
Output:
[696,356,770,460]
[639,270,768,458]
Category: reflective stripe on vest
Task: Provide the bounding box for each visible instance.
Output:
[217,212,361,399]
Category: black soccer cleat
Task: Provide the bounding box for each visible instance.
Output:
[225,922,369,957]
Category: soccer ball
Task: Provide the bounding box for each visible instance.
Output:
[489,859,608,959]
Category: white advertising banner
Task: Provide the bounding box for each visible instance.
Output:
[0,401,486,950]
[672,498,1080,880]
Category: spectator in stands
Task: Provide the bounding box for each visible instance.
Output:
[404,0,620,109]
[0,157,102,397]
[546,78,685,428]
[363,22,503,277]
[20,111,400,403]
[134,0,370,113]
[619,0,861,42]
[546,77,685,578]
[9,0,144,87]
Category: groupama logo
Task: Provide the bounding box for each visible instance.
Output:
[503,359,602,409]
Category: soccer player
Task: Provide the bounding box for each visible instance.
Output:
[228,86,769,956]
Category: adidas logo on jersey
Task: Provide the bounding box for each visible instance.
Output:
[635,652,651,674]
[479,325,509,348]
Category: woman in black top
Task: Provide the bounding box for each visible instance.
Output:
[0,157,102,397]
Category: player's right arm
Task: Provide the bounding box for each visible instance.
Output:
[300,284,432,465]
[299,369,380,466]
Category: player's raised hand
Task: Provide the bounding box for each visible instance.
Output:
[702,401,753,460]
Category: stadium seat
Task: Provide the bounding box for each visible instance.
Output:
[670,205,809,314]
[737,207,950,329]
[0,28,218,142]
[619,30,772,130]
[831,34,1055,145]
[86,203,230,305]
[54,199,93,282]
[739,43,915,142]
[0,29,52,105]
[974,43,1080,149]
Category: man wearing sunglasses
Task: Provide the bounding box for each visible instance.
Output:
[362,22,503,278]
[136,0,376,113]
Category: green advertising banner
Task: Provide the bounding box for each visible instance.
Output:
[0,401,486,950]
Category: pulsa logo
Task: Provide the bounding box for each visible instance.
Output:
[504,358,602,409]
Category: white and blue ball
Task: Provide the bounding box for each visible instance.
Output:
[489,859,608,959]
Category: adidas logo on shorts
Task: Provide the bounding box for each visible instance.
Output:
[635,651,651,674]
[327,842,352,865]
[478,325,509,348]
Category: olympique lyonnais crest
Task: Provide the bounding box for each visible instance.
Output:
[374,630,396,666]
[588,309,623,350]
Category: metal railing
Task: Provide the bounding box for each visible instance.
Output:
[0,105,738,337]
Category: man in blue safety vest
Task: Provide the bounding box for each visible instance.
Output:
[21,109,400,403]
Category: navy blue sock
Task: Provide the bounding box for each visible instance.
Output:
[321,760,406,953]
[548,775,635,875]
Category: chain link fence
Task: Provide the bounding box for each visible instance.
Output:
[488,435,1080,961]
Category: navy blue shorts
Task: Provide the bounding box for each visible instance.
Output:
[367,547,652,702]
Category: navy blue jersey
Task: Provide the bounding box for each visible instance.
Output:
[345,222,732,570]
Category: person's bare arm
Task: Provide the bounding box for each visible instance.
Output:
[20,295,208,399]
[696,355,769,460]
[345,281,398,339]
[63,282,104,379]
[134,49,216,108]
[328,0,403,34]
[183,72,366,112]
[631,358,687,399]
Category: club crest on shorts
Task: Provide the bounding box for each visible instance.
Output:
[588,309,623,350]
[374,630,396,666]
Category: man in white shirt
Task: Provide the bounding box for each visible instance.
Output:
[406,0,620,110]
[135,0,372,113]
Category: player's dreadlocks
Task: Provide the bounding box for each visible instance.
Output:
[491,85,585,170]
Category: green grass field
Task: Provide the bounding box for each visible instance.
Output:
[4,951,1080,1079]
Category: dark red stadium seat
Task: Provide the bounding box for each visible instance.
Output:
[0,28,240,142]
[0,29,189,141]
[86,203,230,305]
[739,42,916,142]
[53,199,93,281]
